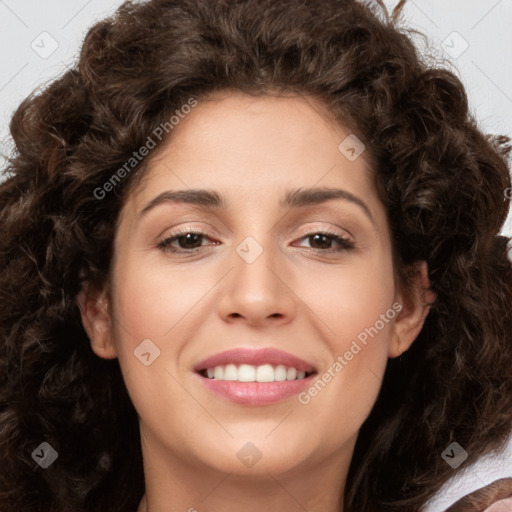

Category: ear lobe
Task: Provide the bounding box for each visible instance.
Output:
[389,261,434,358]
[76,281,117,360]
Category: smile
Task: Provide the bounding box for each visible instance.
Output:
[194,348,317,405]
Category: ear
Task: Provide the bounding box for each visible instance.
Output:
[76,281,117,360]
[388,261,434,358]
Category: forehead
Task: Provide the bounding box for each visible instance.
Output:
[164,90,364,163]
[123,91,379,216]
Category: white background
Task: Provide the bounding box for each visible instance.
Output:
[0,1,511,510]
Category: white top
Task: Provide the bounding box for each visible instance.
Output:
[423,433,512,511]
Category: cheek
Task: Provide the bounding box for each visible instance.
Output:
[298,315,395,456]
[106,260,199,427]
[302,249,396,347]
[106,255,222,404]
[111,257,212,342]
[295,253,396,432]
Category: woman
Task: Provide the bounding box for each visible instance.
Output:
[0,0,511,511]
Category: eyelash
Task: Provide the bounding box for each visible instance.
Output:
[156,227,355,255]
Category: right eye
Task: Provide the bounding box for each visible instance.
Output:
[156,229,220,254]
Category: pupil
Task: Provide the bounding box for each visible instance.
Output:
[180,233,201,248]
[311,234,330,249]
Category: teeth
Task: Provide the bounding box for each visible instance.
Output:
[286,367,297,380]
[224,364,238,381]
[203,364,310,382]
[274,365,287,381]
[238,364,256,382]
[256,364,274,382]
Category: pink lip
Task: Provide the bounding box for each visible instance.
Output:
[196,376,316,405]
[193,348,317,406]
[193,347,317,373]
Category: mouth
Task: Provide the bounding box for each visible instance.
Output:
[194,348,318,405]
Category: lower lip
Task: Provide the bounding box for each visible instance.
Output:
[196,373,316,405]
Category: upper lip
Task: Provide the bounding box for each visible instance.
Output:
[194,348,317,373]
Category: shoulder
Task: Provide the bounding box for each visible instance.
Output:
[443,478,512,512]
[482,497,512,512]
[422,434,512,512]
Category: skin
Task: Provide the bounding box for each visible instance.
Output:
[77,90,431,512]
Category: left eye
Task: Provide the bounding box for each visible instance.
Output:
[294,232,354,252]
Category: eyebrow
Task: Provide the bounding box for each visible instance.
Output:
[139,187,374,224]
[282,187,374,223]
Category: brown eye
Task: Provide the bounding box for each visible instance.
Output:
[296,232,355,252]
[308,233,335,250]
[172,233,204,250]
[157,231,218,253]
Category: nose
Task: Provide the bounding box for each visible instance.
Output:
[217,238,297,327]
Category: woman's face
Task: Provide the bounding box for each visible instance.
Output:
[80,90,427,483]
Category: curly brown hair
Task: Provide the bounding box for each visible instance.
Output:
[1,0,511,511]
